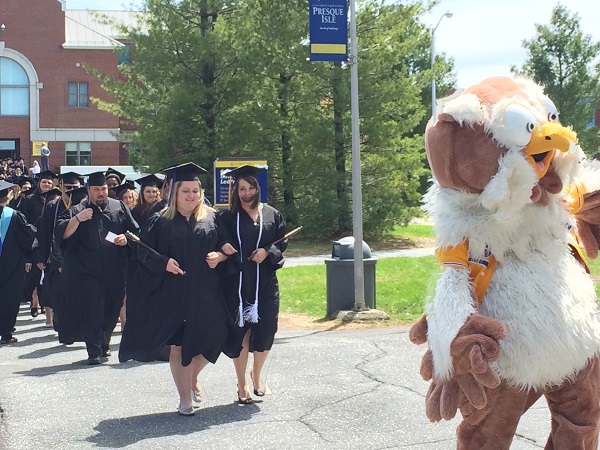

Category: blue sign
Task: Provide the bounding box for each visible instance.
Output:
[213,159,268,208]
[309,0,348,62]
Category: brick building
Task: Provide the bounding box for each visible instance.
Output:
[0,0,134,169]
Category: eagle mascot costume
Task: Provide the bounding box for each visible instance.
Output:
[410,76,600,449]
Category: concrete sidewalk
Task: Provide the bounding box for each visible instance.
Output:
[284,247,435,268]
[1,305,553,449]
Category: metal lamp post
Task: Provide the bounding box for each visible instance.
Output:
[431,11,453,121]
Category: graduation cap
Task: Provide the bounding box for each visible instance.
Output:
[58,171,82,186]
[135,174,164,189]
[226,164,267,181]
[87,171,107,186]
[41,188,62,201]
[66,186,88,205]
[105,167,125,184]
[38,170,57,180]
[0,180,15,198]
[160,162,208,182]
[17,177,34,188]
[113,181,136,199]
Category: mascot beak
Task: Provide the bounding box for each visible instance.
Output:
[523,122,578,178]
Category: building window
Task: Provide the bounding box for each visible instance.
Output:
[0,58,29,116]
[118,44,131,65]
[68,82,89,108]
[65,142,92,165]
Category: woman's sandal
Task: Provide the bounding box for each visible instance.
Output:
[0,337,18,345]
[250,370,269,397]
[237,385,253,405]
[30,307,38,318]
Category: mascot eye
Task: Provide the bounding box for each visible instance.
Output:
[501,104,538,147]
[539,95,560,122]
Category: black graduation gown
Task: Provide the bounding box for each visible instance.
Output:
[0,207,36,340]
[35,197,70,332]
[119,209,228,366]
[20,190,58,306]
[218,204,286,356]
[54,198,139,343]
[130,206,149,230]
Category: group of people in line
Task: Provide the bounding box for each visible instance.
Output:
[0,161,287,416]
[1,156,42,184]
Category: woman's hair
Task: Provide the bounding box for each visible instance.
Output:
[118,188,138,204]
[230,175,260,212]
[33,160,39,166]
[137,185,159,212]
[162,180,213,221]
[0,190,14,206]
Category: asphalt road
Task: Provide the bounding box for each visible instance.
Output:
[1,304,555,450]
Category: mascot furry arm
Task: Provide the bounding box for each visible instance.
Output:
[411,76,600,436]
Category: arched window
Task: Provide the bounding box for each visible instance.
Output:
[0,57,29,116]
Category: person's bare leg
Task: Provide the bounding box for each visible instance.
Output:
[169,345,193,410]
[31,289,40,317]
[233,330,252,402]
[191,354,209,393]
[251,350,271,395]
[119,296,126,327]
[44,307,53,326]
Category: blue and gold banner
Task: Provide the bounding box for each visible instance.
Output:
[213,159,268,208]
[309,0,348,62]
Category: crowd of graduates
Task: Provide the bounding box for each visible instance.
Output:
[0,162,287,416]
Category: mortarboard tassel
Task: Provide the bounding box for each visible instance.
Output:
[235,205,263,326]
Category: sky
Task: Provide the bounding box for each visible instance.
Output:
[65,0,600,89]
[423,0,600,88]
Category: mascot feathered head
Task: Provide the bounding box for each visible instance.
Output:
[425,77,581,211]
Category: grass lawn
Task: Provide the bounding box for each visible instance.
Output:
[279,252,600,324]
[279,256,439,323]
[284,224,435,257]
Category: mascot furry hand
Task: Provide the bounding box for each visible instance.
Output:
[411,76,600,450]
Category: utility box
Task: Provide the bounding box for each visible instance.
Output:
[325,237,377,317]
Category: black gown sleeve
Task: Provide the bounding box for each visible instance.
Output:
[136,214,169,273]
[34,201,55,264]
[265,209,286,267]
[12,210,37,252]
[54,203,83,251]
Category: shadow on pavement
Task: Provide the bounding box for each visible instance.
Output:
[18,344,81,360]
[86,402,259,448]
[14,359,107,377]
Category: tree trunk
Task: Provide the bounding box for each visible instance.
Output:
[279,72,295,225]
[199,0,217,160]
[332,62,351,232]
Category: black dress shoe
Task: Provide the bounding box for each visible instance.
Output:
[101,349,111,357]
[87,357,101,366]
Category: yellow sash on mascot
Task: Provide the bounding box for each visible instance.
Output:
[435,241,496,305]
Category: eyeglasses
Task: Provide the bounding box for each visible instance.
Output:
[63,185,79,190]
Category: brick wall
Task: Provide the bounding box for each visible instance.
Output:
[0,0,125,167]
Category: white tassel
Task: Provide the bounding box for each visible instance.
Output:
[243,300,260,323]
[237,301,245,327]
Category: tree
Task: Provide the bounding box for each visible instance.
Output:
[91,0,454,236]
[92,0,245,175]
[514,4,600,156]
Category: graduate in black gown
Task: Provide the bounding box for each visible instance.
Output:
[20,170,58,317]
[131,174,163,229]
[0,181,37,344]
[119,163,229,416]
[8,177,33,210]
[35,172,82,330]
[218,165,286,404]
[54,172,139,365]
